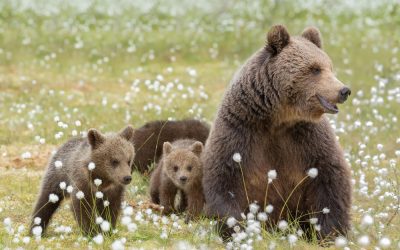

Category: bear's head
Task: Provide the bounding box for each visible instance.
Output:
[162,141,203,190]
[87,125,135,186]
[265,25,351,122]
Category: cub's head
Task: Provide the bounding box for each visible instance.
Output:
[87,125,135,186]
[162,141,203,189]
[265,25,351,122]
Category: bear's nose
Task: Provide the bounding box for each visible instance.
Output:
[123,175,132,184]
[180,176,187,182]
[339,87,351,103]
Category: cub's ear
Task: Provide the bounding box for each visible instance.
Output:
[88,129,105,149]
[119,125,135,141]
[163,142,172,156]
[301,27,322,48]
[266,24,290,55]
[190,141,203,156]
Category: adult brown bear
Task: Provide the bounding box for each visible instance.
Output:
[202,25,352,240]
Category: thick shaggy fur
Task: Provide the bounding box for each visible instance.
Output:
[150,139,205,220]
[132,119,210,174]
[30,126,135,236]
[202,25,352,240]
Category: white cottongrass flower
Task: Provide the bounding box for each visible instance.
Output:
[75,120,81,126]
[288,234,298,246]
[94,179,102,186]
[278,220,288,231]
[232,153,242,163]
[265,204,274,213]
[96,217,104,224]
[3,217,11,227]
[335,236,348,247]
[66,185,73,193]
[111,239,124,250]
[322,207,330,214]
[48,193,59,203]
[257,212,268,222]
[249,203,259,214]
[32,226,43,236]
[160,231,168,239]
[379,237,391,248]
[127,223,137,232]
[121,216,132,226]
[54,160,63,169]
[33,217,41,225]
[267,170,277,183]
[95,191,103,199]
[93,234,104,245]
[123,206,134,216]
[226,217,237,228]
[104,200,110,207]
[88,162,96,171]
[357,235,370,246]
[76,191,84,199]
[22,236,30,244]
[59,182,66,190]
[309,217,318,224]
[361,214,374,226]
[307,168,318,178]
[100,221,110,232]
[377,144,384,151]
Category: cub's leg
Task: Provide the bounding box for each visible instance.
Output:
[30,171,66,235]
[71,191,99,236]
[149,165,162,204]
[159,177,178,215]
[185,188,205,222]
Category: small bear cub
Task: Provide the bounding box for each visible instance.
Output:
[150,139,205,220]
[30,125,135,236]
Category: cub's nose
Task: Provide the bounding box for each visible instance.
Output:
[339,87,351,103]
[180,176,187,183]
[123,175,132,184]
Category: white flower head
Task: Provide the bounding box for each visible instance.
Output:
[48,193,59,203]
[361,214,374,227]
[357,235,370,246]
[226,217,237,228]
[268,170,277,183]
[257,212,268,222]
[335,236,348,247]
[103,200,110,207]
[232,153,242,163]
[307,168,318,178]
[66,185,73,193]
[100,221,110,232]
[96,217,104,224]
[59,182,66,190]
[54,160,63,169]
[265,205,274,214]
[379,237,391,249]
[322,207,330,214]
[288,234,297,246]
[94,179,102,186]
[93,234,104,245]
[32,226,43,237]
[249,203,259,214]
[88,162,96,171]
[309,217,318,224]
[33,217,41,225]
[76,191,84,200]
[95,191,103,199]
[278,220,288,231]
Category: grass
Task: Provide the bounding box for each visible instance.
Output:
[1,0,400,249]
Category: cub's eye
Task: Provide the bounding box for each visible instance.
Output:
[310,66,321,75]
[187,166,192,171]
[111,159,119,167]
[173,166,178,172]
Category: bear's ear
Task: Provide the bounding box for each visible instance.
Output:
[119,125,135,141]
[266,24,290,55]
[190,141,203,156]
[163,142,172,156]
[301,27,322,48]
[88,129,105,149]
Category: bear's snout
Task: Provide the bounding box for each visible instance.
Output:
[122,175,132,184]
[179,176,188,183]
[338,87,351,103]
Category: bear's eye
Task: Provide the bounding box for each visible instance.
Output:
[187,166,192,171]
[310,66,321,75]
[173,166,179,172]
[111,159,119,167]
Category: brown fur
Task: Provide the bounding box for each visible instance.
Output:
[202,25,352,240]
[30,126,135,236]
[150,139,205,220]
[131,119,210,174]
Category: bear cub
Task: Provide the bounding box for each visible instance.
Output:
[30,125,135,236]
[150,139,204,220]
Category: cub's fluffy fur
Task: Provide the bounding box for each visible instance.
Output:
[150,139,204,220]
[30,126,135,236]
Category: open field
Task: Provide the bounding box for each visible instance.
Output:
[0,0,400,249]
